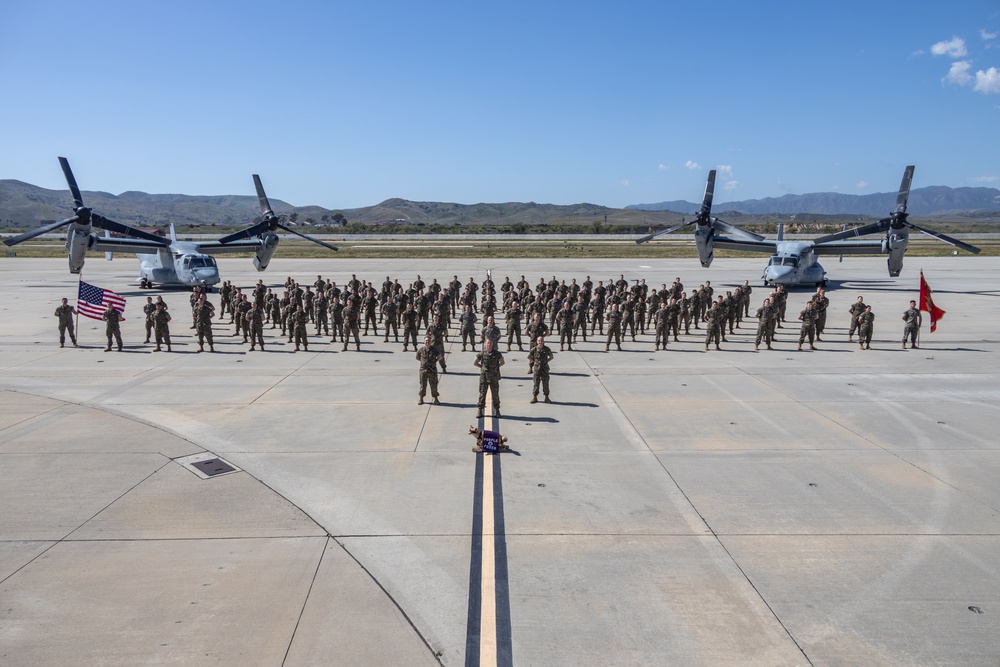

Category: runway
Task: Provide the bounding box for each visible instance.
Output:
[0,256,998,666]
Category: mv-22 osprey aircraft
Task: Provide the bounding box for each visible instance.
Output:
[636,166,980,286]
[2,157,337,289]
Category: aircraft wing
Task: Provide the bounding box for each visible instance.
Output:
[813,240,884,256]
[711,237,778,254]
[192,240,265,254]
[91,236,170,254]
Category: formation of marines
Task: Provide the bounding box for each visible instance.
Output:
[56,271,929,405]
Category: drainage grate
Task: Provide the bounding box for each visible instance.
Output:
[191,458,236,477]
[174,452,242,479]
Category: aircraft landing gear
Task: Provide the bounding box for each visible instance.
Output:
[139,279,150,289]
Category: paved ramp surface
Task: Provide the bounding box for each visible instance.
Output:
[1,257,998,666]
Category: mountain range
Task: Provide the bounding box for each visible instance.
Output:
[628,186,1000,217]
[1,178,998,231]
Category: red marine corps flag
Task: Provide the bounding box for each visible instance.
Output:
[919,270,945,333]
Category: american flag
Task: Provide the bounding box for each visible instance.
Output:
[77,281,127,321]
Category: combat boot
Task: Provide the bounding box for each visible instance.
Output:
[418,397,424,405]
[754,344,759,351]
[210,345,215,352]
[544,396,552,403]
[476,408,484,418]
[155,346,162,352]
[715,344,721,350]
[495,408,501,418]
[530,396,538,404]
[797,343,802,351]
[809,345,816,350]
[433,397,441,405]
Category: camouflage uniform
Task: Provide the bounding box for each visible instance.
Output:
[103,307,123,351]
[143,300,156,343]
[246,305,265,350]
[605,308,623,351]
[505,305,523,351]
[152,307,172,351]
[902,306,921,348]
[291,309,309,351]
[475,347,505,416]
[858,309,875,349]
[343,303,361,351]
[195,301,215,352]
[798,305,817,350]
[848,298,868,339]
[460,309,478,351]
[527,343,554,402]
[54,302,77,347]
[703,305,723,350]
[416,343,440,404]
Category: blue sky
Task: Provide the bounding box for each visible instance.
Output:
[1,1,997,210]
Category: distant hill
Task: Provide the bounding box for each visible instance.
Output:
[629,186,1000,216]
[0,180,660,230]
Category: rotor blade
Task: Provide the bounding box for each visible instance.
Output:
[218,221,270,244]
[813,218,890,244]
[58,157,85,210]
[635,219,696,244]
[713,218,765,241]
[699,170,716,217]
[3,216,79,246]
[895,165,915,214]
[91,214,170,245]
[274,222,338,251]
[252,175,275,218]
[904,221,981,254]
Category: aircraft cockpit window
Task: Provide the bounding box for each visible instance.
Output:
[182,257,191,269]
[782,257,799,268]
[188,256,215,268]
[769,257,781,266]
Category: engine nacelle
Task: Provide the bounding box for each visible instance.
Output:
[253,233,280,271]
[66,228,93,274]
[886,229,909,277]
[694,226,714,268]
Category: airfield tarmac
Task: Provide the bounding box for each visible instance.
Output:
[0,256,998,666]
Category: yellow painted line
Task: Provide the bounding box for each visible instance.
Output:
[480,389,497,667]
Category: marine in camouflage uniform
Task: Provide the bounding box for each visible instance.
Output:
[653,303,670,351]
[416,336,441,405]
[382,300,399,342]
[703,302,722,351]
[195,297,216,352]
[557,302,574,351]
[401,303,420,351]
[848,296,868,340]
[143,297,156,343]
[54,298,77,347]
[527,336,554,403]
[291,305,309,351]
[474,338,505,418]
[429,316,448,373]
[505,301,524,351]
[481,316,501,348]
[343,301,362,351]
[246,301,265,351]
[811,288,829,340]
[152,302,172,352]
[102,303,123,352]
[797,301,817,350]
[605,304,623,351]
[234,295,252,343]
[754,298,774,350]
[901,300,921,349]
[329,296,345,342]
[858,306,875,349]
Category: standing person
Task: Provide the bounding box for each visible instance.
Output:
[246,301,265,351]
[102,302,123,352]
[54,298,78,347]
[797,301,817,351]
[194,296,216,352]
[527,336,554,403]
[848,296,868,341]
[291,304,309,351]
[858,305,875,350]
[401,302,420,351]
[329,295,345,343]
[459,304,478,352]
[142,296,156,344]
[742,280,753,317]
[902,300,922,349]
[605,303,623,351]
[343,300,362,351]
[703,301,722,351]
[811,287,829,341]
[416,335,441,405]
[481,315,501,348]
[152,302,172,352]
[754,298,774,351]
[474,337,505,419]
[506,300,524,351]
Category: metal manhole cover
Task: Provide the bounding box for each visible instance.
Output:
[174,452,242,479]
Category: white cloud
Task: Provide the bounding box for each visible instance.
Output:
[973,175,1000,183]
[982,29,998,41]
[657,163,670,171]
[931,36,968,58]
[857,181,870,190]
[620,179,631,188]
[723,180,740,191]
[684,160,701,170]
[911,49,926,56]
[717,165,734,179]
[943,60,974,86]
[975,66,1000,93]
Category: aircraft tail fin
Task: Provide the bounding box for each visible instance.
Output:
[169,223,177,242]
[104,230,113,261]
[776,223,784,241]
